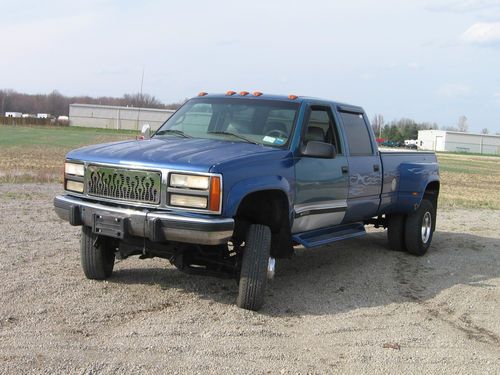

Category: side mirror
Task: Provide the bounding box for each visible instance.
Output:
[141,123,151,139]
[301,141,336,159]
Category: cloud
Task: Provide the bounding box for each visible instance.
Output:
[408,62,420,69]
[460,22,500,45]
[437,83,472,98]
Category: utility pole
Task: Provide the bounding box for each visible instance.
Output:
[136,67,145,132]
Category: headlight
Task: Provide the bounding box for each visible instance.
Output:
[170,194,207,209]
[65,162,84,176]
[170,174,209,190]
[168,173,221,213]
[66,180,84,193]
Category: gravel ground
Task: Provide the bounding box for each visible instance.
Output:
[0,184,499,374]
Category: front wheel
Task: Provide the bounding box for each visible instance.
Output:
[404,199,435,256]
[236,224,272,311]
[80,226,116,279]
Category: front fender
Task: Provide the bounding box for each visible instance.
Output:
[224,175,293,218]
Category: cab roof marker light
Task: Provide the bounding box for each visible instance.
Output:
[226,90,236,96]
[288,94,298,100]
[253,91,263,96]
[198,91,208,96]
[239,91,249,96]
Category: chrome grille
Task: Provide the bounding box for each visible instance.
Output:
[86,165,161,204]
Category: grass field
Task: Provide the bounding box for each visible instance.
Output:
[0,125,136,183]
[1,125,499,209]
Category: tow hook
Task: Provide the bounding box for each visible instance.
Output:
[267,257,276,280]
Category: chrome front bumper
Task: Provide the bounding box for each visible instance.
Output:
[53,195,234,245]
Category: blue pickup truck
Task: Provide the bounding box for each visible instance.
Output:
[54,92,439,310]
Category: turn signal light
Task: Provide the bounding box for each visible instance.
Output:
[253,91,263,96]
[209,176,221,212]
[226,90,236,96]
[288,94,298,100]
[198,92,208,96]
[239,91,249,96]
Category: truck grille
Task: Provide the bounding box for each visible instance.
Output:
[86,165,161,204]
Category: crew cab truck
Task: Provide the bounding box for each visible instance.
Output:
[54,92,439,311]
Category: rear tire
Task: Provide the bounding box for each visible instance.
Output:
[404,199,435,256]
[236,224,271,311]
[80,226,115,280]
[387,213,406,252]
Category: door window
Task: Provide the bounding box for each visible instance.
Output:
[339,111,373,156]
[303,107,342,154]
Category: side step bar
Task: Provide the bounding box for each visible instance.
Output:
[292,223,366,249]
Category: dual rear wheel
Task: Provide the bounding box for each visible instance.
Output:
[387,199,435,256]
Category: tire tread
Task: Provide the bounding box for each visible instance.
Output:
[236,224,271,311]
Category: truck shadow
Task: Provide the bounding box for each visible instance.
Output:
[109,230,500,317]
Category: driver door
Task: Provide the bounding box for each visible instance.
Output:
[292,104,349,233]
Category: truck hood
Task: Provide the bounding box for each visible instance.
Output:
[66,138,282,172]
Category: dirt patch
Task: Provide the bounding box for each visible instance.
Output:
[0,184,499,374]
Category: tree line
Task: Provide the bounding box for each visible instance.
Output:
[0,89,184,117]
[371,114,492,142]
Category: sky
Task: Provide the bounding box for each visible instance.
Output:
[1,0,500,133]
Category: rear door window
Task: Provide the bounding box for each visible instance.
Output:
[340,112,373,155]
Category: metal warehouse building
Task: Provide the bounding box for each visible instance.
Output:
[418,130,500,155]
[69,104,175,131]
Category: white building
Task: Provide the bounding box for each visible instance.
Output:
[5,112,22,117]
[69,104,175,131]
[418,130,500,155]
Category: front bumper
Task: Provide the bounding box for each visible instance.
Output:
[53,195,234,245]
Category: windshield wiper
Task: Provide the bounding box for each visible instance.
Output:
[207,131,258,145]
[155,129,192,138]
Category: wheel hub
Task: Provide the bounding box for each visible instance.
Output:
[421,211,432,244]
[267,257,276,280]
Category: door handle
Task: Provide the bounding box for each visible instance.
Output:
[341,166,349,174]
[373,164,380,172]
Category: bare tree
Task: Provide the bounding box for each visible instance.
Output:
[457,115,468,132]
[0,89,183,116]
[371,114,384,138]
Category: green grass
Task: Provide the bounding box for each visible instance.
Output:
[436,153,500,209]
[0,125,136,183]
[0,125,136,148]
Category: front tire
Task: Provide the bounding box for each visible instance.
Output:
[80,226,115,280]
[404,199,435,256]
[236,224,271,311]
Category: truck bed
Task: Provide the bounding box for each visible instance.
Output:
[378,150,439,214]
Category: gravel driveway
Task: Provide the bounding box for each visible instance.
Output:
[0,184,499,374]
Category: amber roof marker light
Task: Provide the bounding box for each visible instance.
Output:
[226,90,236,96]
[288,94,298,100]
[239,91,249,96]
[198,91,208,96]
[252,91,263,96]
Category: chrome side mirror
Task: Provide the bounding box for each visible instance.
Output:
[141,123,151,139]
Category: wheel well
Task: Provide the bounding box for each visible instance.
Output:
[424,181,439,231]
[233,190,293,258]
[424,181,440,207]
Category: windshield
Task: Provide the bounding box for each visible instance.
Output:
[154,98,300,147]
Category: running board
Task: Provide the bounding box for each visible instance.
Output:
[292,223,366,249]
